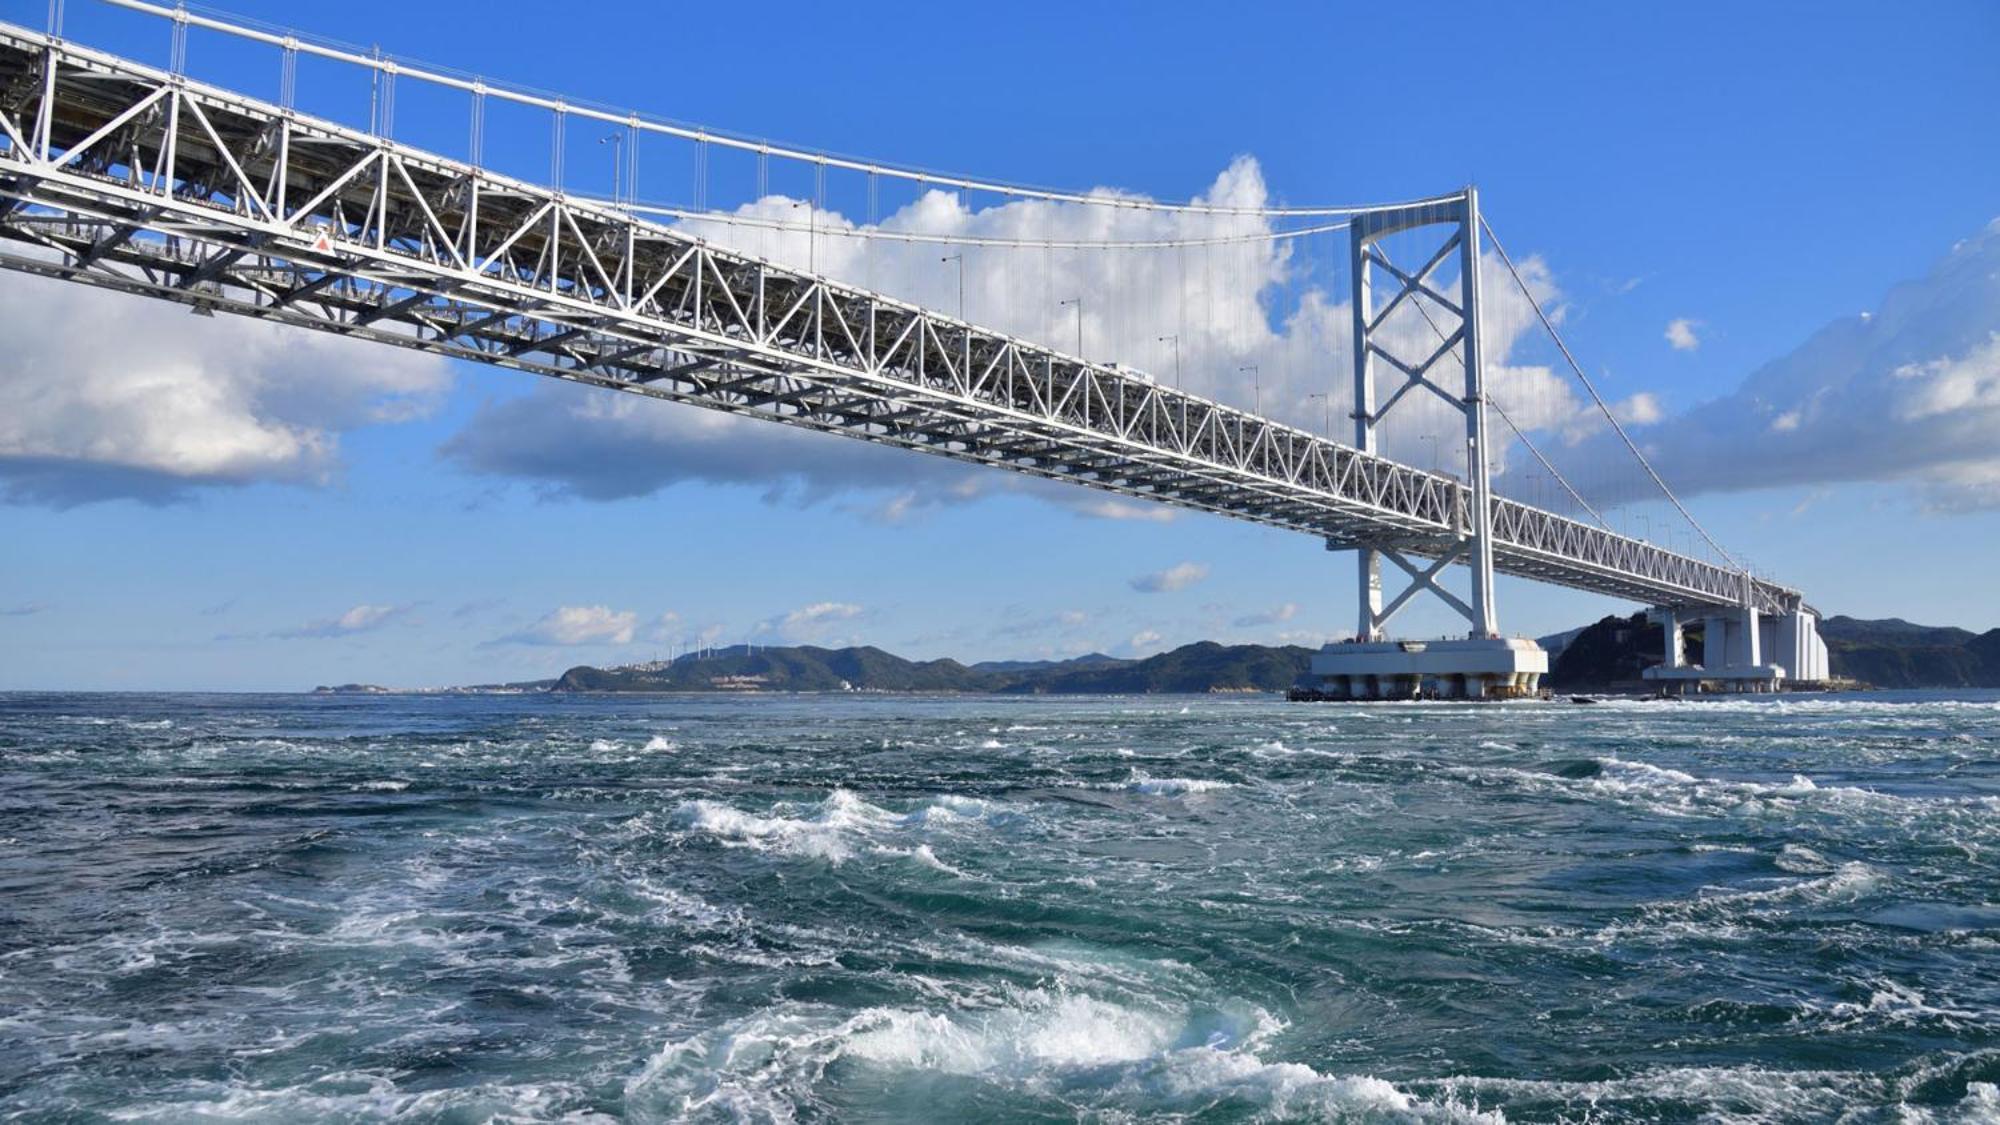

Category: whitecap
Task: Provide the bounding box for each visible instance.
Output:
[1126,775,1234,796]
[630,990,1491,1121]
[1773,773,1820,797]
[671,789,901,864]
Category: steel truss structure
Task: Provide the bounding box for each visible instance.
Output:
[0,23,1801,617]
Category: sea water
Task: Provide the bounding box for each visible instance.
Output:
[1,690,1997,1121]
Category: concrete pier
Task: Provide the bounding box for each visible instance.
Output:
[1643,606,1827,693]
[1308,637,1548,700]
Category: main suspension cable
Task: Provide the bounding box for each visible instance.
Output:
[601,199,1352,250]
[98,0,1453,218]
[1480,217,1741,570]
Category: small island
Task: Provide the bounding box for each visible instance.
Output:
[310,615,1999,696]
[550,641,1316,695]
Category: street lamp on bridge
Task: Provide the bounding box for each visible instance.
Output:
[789,199,817,273]
[940,253,963,320]
[942,253,968,372]
[597,131,622,205]
[1059,297,1084,357]
[1306,391,1331,437]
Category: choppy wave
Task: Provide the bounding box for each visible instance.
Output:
[628,987,1501,1122]
[3,689,1998,1120]
[1125,773,1236,796]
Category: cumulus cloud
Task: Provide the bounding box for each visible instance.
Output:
[1665,318,1702,351]
[641,611,685,643]
[1232,602,1299,628]
[497,605,637,646]
[1130,561,1209,593]
[0,271,451,506]
[275,603,411,639]
[755,600,866,644]
[443,386,984,504]
[1126,629,1165,654]
[990,608,1090,637]
[1065,498,1179,523]
[1616,392,1664,425]
[451,598,507,620]
[1550,219,2000,511]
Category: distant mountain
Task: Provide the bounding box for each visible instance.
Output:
[1821,616,1977,647]
[1001,642,1314,695]
[1820,616,2000,689]
[968,653,1122,675]
[550,642,1315,695]
[428,614,1995,697]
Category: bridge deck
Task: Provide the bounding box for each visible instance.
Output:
[0,24,1799,615]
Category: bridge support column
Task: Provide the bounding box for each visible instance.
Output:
[1740,604,1762,668]
[1310,187,1542,700]
[1703,615,1729,670]
[1649,605,1794,694]
[1458,186,1499,640]
[1660,608,1683,669]
[1357,548,1382,642]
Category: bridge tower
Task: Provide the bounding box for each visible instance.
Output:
[1309,188,1547,700]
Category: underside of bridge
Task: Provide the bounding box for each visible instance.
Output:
[0,11,1823,694]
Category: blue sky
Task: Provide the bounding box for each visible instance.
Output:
[2,0,1998,690]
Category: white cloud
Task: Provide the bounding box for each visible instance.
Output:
[1665,318,1701,351]
[1560,218,2000,510]
[1129,561,1209,593]
[1065,498,1179,523]
[1891,333,2000,421]
[1616,392,1664,425]
[276,603,411,639]
[1272,628,1328,647]
[1126,629,1164,654]
[641,611,685,643]
[784,601,862,628]
[445,386,984,504]
[499,605,637,646]
[989,608,1091,640]
[1232,602,1299,628]
[0,270,450,505]
[755,601,866,644]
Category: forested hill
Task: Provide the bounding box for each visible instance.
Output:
[444,613,1997,695]
[552,641,1315,694]
[1819,616,2000,688]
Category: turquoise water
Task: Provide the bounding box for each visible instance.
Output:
[2,691,1998,1121]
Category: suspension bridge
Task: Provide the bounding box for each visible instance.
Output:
[0,2,1827,697]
